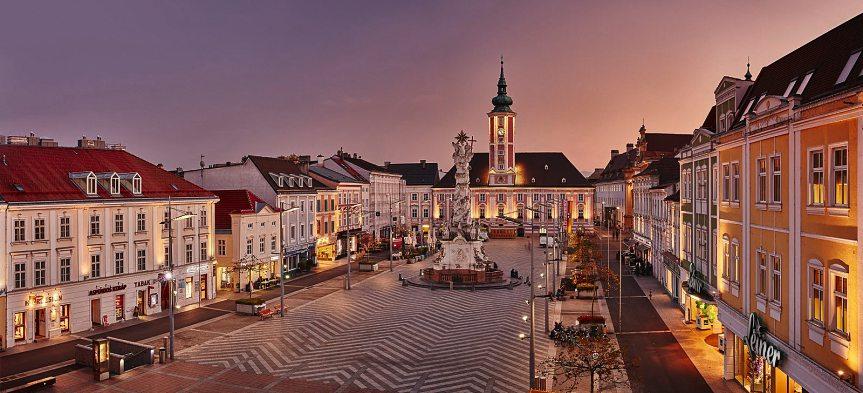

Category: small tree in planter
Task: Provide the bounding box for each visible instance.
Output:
[235,297,265,315]
[542,329,628,393]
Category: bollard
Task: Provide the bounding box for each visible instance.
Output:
[449,281,453,291]
[162,336,168,350]
[159,347,166,364]
[398,273,402,281]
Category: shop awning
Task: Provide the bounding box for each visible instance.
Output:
[662,251,680,274]
[682,280,716,304]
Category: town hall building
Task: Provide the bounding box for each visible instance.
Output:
[434,60,594,238]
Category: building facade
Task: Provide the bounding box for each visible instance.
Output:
[183,155,318,273]
[314,187,339,262]
[309,165,365,259]
[320,152,405,241]
[1,146,217,349]
[212,190,281,293]
[434,60,594,238]
[385,161,439,245]
[715,14,863,393]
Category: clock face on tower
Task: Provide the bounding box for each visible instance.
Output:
[497,127,505,136]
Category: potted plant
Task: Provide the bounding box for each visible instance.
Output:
[235,297,265,315]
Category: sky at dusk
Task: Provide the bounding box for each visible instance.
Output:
[2,1,862,173]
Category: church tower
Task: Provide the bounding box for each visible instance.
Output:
[488,57,516,186]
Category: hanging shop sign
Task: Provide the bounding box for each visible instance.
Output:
[744,313,782,367]
[89,283,127,296]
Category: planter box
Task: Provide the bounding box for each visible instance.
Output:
[236,303,264,315]
[359,262,379,272]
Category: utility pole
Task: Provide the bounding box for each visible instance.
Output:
[279,202,286,316]
[528,235,536,389]
[346,205,352,290]
[167,197,175,360]
[389,195,394,272]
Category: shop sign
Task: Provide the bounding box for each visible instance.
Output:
[744,313,782,367]
[134,279,152,288]
[89,284,127,296]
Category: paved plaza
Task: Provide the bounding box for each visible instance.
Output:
[179,239,552,393]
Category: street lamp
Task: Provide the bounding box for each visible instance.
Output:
[277,203,300,317]
[160,197,197,360]
[387,197,404,273]
[340,203,363,289]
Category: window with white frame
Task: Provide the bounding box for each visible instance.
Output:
[809,261,824,324]
[246,238,253,255]
[110,174,121,195]
[14,262,26,288]
[34,260,46,286]
[114,213,124,234]
[809,149,825,206]
[831,146,849,207]
[722,164,730,201]
[13,219,25,241]
[60,257,71,282]
[259,237,265,253]
[185,243,192,263]
[34,218,46,240]
[731,240,739,282]
[218,239,226,256]
[271,236,277,252]
[137,212,146,232]
[200,241,207,261]
[771,156,781,204]
[91,254,101,278]
[757,158,767,204]
[770,254,781,304]
[132,174,142,194]
[731,163,740,202]
[90,214,101,236]
[115,251,125,275]
[712,164,718,203]
[830,265,849,336]
[137,249,146,271]
[60,216,70,238]
[200,210,207,227]
[757,250,767,296]
[86,173,98,195]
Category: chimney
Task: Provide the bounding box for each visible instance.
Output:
[420,159,426,168]
[384,161,391,167]
[157,163,164,169]
[611,150,619,159]
[299,155,311,173]
[353,153,358,158]
[626,143,634,152]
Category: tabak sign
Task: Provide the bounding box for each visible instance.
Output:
[744,313,782,367]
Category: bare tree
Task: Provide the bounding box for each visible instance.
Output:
[543,330,629,393]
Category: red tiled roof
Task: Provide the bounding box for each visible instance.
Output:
[0,146,215,203]
[212,189,274,230]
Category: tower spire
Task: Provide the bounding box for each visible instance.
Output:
[745,57,752,81]
[491,55,513,112]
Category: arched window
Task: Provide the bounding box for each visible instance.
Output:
[829,262,849,336]
[110,173,121,195]
[131,173,142,195]
[86,172,98,195]
[807,259,825,324]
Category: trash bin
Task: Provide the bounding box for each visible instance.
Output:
[159,347,167,364]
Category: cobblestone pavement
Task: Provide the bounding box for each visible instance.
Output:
[180,239,551,393]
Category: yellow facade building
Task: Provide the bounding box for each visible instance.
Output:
[715,14,863,393]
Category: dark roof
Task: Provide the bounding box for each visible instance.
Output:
[700,105,717,131]
[435,152,591,188]
[308,165,363,184]
[636,156,680,187]
[586,168,604,183]
[595,149,638,183]
[731,13,863,128]
[0,146,215,203]
[340,155,398,175]
[212,189,274,230]
[643,133,691,153]
[246,156,328,192]
[385,162,440,186]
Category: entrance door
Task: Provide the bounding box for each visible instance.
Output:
[91,298,101,326]
[199,274,207,300]
[161,282,169,310]
[136,290,146,316]
[34,309,46,338]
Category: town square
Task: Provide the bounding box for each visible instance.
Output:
[1,2,863,393]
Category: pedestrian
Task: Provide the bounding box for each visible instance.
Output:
[649,289,653,300]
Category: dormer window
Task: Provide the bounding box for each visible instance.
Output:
[110,173,121,195]
[836,50,861,85]
[531,177,536,184]
[288,177,295,187]
[561,178,566,183]
[277,175,284,187]
[131,174,142,195]
[86,173,98,196]
[544,164,549,171]
[796,72,813,95]
[782,79,797,97]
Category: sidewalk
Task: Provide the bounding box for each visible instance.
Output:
[549,255,631,393]
[633,276,744,393]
